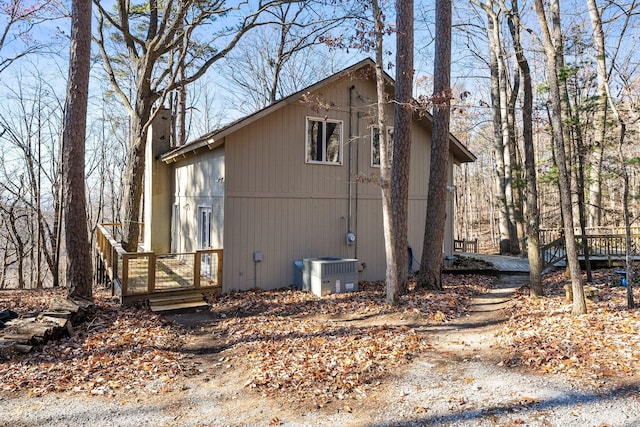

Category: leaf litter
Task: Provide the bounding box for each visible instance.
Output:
[496,268,640,391]
[4,268,639,410]
[0,275,490,403]
[0,288,195,397]
[204,276,492,405]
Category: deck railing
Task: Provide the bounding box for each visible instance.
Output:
[540,227,640,246]
[454,238,478,253]
[577,234,639,257]
[539,232,640,271]
[95,224,222,300]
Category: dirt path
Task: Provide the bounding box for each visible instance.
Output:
[2,276,640,426]
[426,274,526,356]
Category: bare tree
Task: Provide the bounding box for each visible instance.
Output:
[0,178,29,289]
[362,0,399,304]
[534,0,586,314]
[470,0,520,255]
[94,0,292,252]
[417,0,450,290]
[222,2,348,113]
[62,0,92,300]
[587,0,638,308]
[0,66,65,289]
[502,0,543,296]
[321,0,402,302]
[389,0,414,296]
[0,0,66,74]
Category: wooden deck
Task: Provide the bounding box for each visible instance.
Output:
[540,232,640,271]
[470,254,530,274]
[95,224,222,306]
[453,230,640,275]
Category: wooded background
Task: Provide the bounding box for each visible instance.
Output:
[0,0,638,293]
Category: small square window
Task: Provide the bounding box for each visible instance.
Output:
[306,117,343,165]
[371,126,394,167]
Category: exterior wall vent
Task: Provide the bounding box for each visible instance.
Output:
[301,257,358,297]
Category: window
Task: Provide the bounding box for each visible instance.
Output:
[198,206,212,250]
[198,206,212,277]
[371,126,394,167]
[306,117,343,165]
[171,203,180,253]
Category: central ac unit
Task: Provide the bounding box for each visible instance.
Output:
[302,257,358,297]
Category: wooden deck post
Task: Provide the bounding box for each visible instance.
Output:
[194,251,201,289]
[122,254,129,296]
[217,250,223,287]
[148,253,156,293]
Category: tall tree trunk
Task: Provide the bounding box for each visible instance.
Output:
[585,0,634,308]
[498,41,519,254]
[504,0,543,296]
[370,0,398,305]
[619,124,635,308]
[391,0,414,295]
[588,142,604,227]
[63,0,93,300]
[586,0,608,229]
[474,0,512,254]
[417,0,451,290]
[575,132,593,282]
[506,64,524,254]
[53,174,62,288]
[120,106,154,252]
[534,0,586,314]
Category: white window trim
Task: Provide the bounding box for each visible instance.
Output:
[197,205,212,250]
[171,202,180,253]
[371,125,394,168]
[305,116,344,165]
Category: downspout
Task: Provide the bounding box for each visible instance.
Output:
[346,85,359,259]
[348,85,355,252]
[355,106,360,261]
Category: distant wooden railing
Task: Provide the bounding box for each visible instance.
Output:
[540,236,567,272]
[95,224,222,300]
[577,234,639,257]
[539,232,640,271]
[454,238,478,253]
[540,228,640,246]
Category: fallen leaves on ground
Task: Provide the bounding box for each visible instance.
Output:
[0,287,67,315]
[207,276,492,404]
[0,288,195,397]
[0,275,492,402]
[496,268,640,388]
[208,275,491,322]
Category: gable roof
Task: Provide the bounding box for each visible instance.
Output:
[160,58,476,164]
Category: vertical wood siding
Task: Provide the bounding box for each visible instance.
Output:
[173,148,225,253]
[171,71,456,291]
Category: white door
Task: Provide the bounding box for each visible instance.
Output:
[198,206,212,277]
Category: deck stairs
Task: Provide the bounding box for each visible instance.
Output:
[148,292,209,313]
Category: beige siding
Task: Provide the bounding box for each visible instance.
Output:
[223,196,352,290]
[221,75,439,290]
[170,70,459,291]
[173,147,225,253]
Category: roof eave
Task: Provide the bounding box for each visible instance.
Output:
[160,58,380,164]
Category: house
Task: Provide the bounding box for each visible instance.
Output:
[143,58,475,293]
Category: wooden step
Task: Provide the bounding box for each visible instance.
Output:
[148,293,205,305]
[148,292,208,313]
[150,300,209,313]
